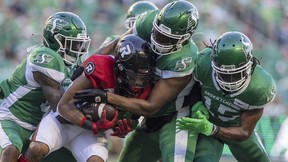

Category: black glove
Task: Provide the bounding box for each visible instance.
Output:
[74,88,107,104]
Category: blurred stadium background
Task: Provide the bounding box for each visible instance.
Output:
[0,0,288,161]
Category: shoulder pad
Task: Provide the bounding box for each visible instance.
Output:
[83,54,115,89]
[27,46,66,83]
[246,66,276,109]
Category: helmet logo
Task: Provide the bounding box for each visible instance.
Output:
[241,35,252,56]
[48,18,68,34]
[119,43,133,60]
[85,62,95,75]
[187,8,199,32]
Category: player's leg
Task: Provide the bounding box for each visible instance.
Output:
[22,112,68,162]
[193,135,224,162]
[118,125,161,162]
[226,131,270,162]
[0,120,32,162]
[69,130,108,162]
[159,111,197,162]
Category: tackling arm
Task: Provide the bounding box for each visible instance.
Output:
[33,71,65,112]
[177,106,263,142]
[214,108,264,141]
[108,75,192,116]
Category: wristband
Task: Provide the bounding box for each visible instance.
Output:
[80,116,98,134]
[211,124,220,136]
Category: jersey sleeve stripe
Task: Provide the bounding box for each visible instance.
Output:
[28,61,65,83]
[156,67,194,79]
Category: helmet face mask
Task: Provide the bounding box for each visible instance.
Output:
[55,33,90,65]
[150,1,199,55]
[125,17,136,30]
[211,31,253,92]
[43,12,91,66]
[115,34,154,97]
[212,60,253,92]
[151,18,191,55]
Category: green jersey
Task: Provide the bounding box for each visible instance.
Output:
[0,45,72,130]
[134,10,199,116]
[195,48,276,127]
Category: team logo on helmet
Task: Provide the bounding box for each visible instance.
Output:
[241,35,252,56]
[47,18,69,34]
[85,62,95,75]
[119,42,134,61]
[187,8,199,32]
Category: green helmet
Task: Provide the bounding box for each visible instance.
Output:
[151,0,199,55]
[43,11,91,66]
[125,1,158,30]
[211,31,254,92]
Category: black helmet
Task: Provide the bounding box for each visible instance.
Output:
[115,34,154,96]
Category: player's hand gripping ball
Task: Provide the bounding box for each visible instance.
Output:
[79,102,117,121]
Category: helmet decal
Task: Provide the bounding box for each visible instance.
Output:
[85,62,95,75]
[119,42,133,60]
[187,8,199,32]
[48,18,68,35]
[241,35,252,55]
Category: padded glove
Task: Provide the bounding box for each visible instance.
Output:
[74,88,107,103]
[191,101,210,119]
[176,111,219,136]
[110,118,133,138]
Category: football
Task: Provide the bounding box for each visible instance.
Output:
[79,103,116,121]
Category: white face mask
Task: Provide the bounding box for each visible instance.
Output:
[55,33,91,66]
[150,17,190,55]
[212,60,253,92]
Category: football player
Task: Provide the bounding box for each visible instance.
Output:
[96,0,158,54]
[0,11,90,162]
[74,1,201,161]
[176,31,276,162]
[19,34,154,162]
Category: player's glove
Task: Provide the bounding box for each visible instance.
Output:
[97,109,118,132]
[110,118,133,138]
[191,101,210,119]
[80,109,118,134]
[176,111,219,136]
[74,88,107,103]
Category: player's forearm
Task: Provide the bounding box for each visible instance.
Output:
[107,92,158,116]
[214,126,251,142]
[58,103,85,126]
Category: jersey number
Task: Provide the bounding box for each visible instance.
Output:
[203,96,238,122]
